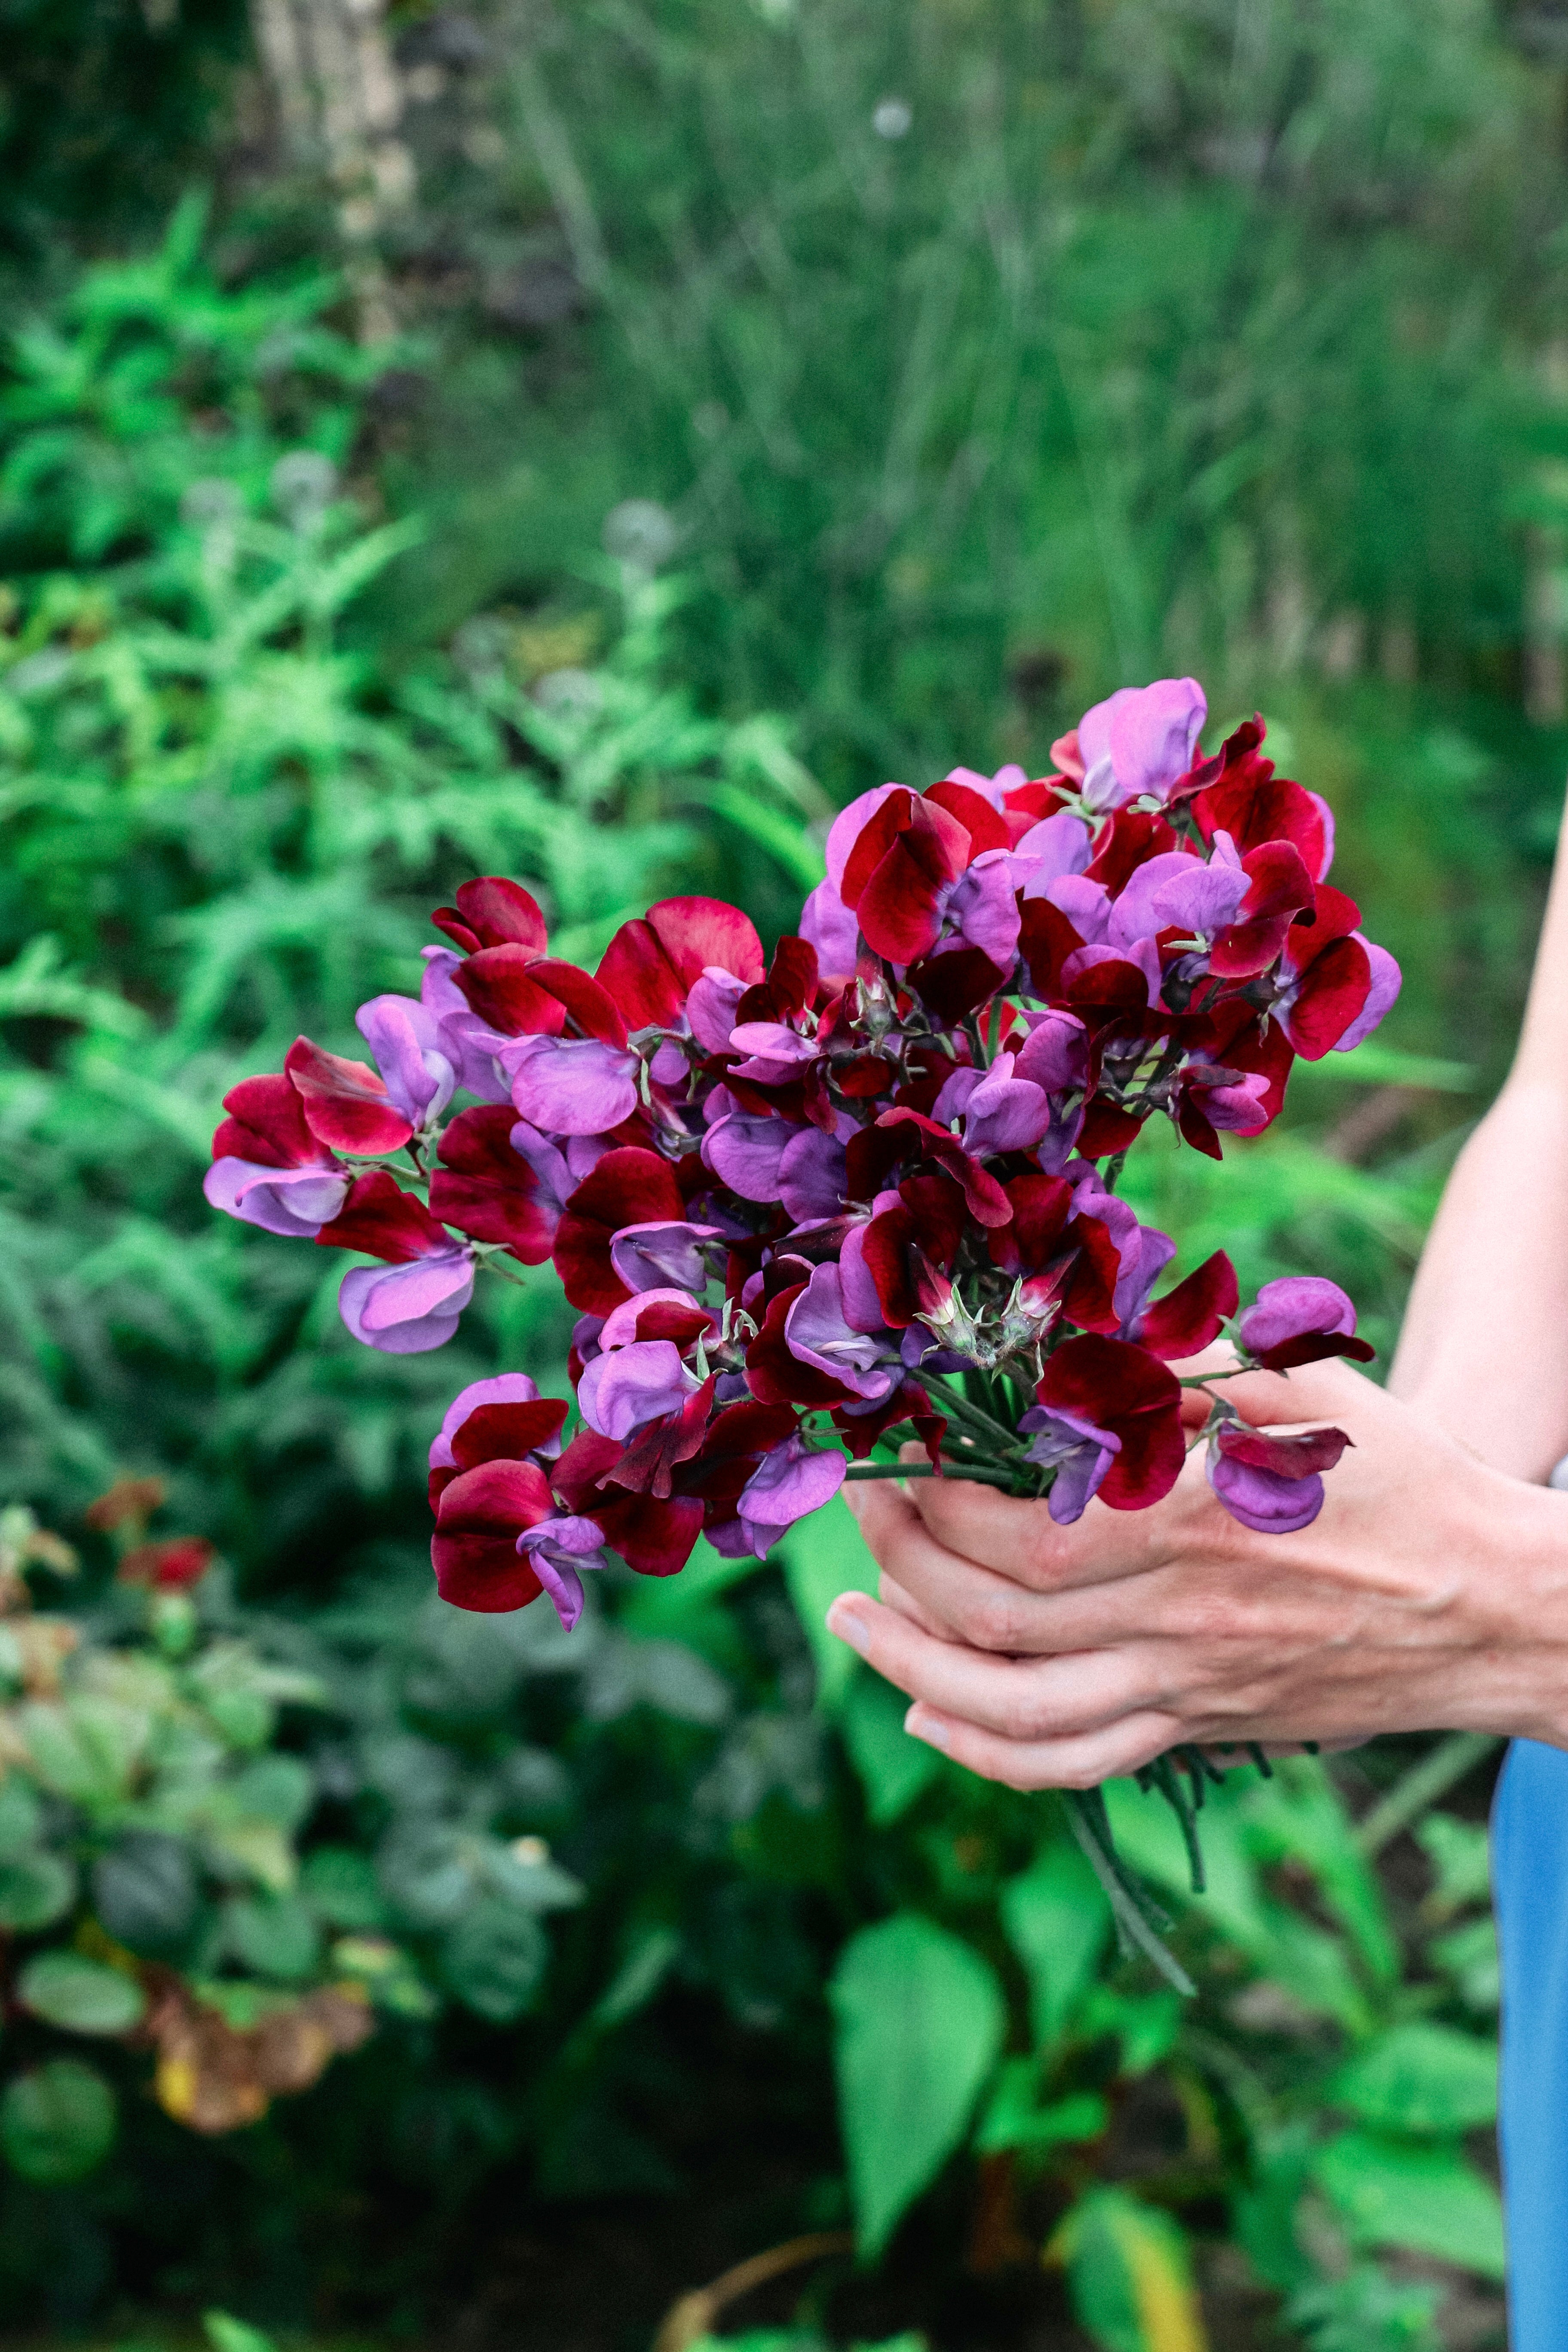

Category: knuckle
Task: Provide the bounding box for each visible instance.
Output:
[958,1589,1028,1652]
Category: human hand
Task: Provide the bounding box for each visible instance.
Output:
[825,1356,1568,1789]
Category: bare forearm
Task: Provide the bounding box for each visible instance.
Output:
[1391,786,1568,1481]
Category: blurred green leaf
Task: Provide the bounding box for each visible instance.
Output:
[1314,2131,1505,2278]
[0,2059,117,2183]
[830,1913,1005,2258]
[1050,2186,1207,2352]
[841,1668,940,1826]
[17,1950,146,2034]
[1330,2023,1498,2135]
[442,1899,548,2023]
[1001,1836,1111,2052]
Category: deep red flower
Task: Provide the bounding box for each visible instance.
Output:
[986,1173,1123,1335]
[429,1107,560,1259]
[1209,842,1317,980]
[1084,808,1180,897]
[734,934,820,1028]
[119,1537,216,1590]
[315,1170,454,1261]
[745,1282,855,1405]
[1191,756,1331,884]
[1276,885,1373,1058]
[839,791,972,964]
[427,1394,570,1509]
[432,876,549,956]
[211,1072,334,1170]
[551,1147,687,1313]
[1033,1335,1185,1510]
[285,1036,413,1155]
[432,1458,552,1611]
[1132,1250,1239,1360]
[551,1426,705,1574]
[831,1380,948,1466]
[595,897,766,1029]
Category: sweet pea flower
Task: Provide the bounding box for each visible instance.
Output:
[429,1373,567,1477]
[576,1338,701,1440]
[420,948,514,1103]
[516,1514,613,1632]
[687,966,751,1053]
[932,1053,1052,1155]
[502,1032,643,1136]
[1207,1421,1350,1534]
[1238,1276,1375,1370]
[609,1219,724,1294]
[1017,1402,1123,1523]
[784,1263,900,1401]
[205,1073,349,1238]
[1074,678,1207,812]
[734,1434,847,1557]
[355,994,457,1128]
[317,1171,475,1354]
[798,880,861,979]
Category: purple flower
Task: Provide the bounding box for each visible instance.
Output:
[727,1022,820,1084]
[702,1111,792,1200]
[1075,678,1207,811]
[939,851,1021,972]
[516,1513,612,1631]
[1334,940,1402,1053]
[735,1435,847,1558]
[355,994,456,1128]
[609,1219,723,1293]
[825,783,905,892]
[420,949,512,1103]
[430,1372,564,1470]
[779,1126,848,1221]
[577,1338,701,1441]
[932,1053,1051,1155]
[839,1221,888,1335]
[1017,1403,1122,1524]
[1032,871,1112,942]
[1014,1010,1089,1093]
[687,966,750,1053]
[502,1034,641,1136]
[1012,809,1093,885]
[1237,1276,1372,1370]
[203,1159,349,1239]
[943,762,1029,807]
[1207,1422,1351,1534]
[798,879,861,979]
[1109,850,1245,951]
[339,1249,475,1354]
[784,1263,899,1401]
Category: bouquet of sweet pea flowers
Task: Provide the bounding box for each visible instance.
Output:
[206,678,1398,1976]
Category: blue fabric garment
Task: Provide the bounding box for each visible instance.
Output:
[1494,1736,1568,2346]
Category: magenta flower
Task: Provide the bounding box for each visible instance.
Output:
[577,1338,701,1442]
[1017,1403,1122,1523]
[315,1171,475,1354]
[516,1514,613,1631]
[1208,1421,1351,1533]
[932,1053,1051,1155]
[735,1434,847,1557]
[429,1373,567,1476]
[609,1219,724,1294]
[355,993,457,1128]
[205,1073,348,1237]
[784,1263,900,1401]
[1238,1276,1375,1370]
[419,948,513,1102]
[1074,677,1207,812]
[503,1033,642,1135]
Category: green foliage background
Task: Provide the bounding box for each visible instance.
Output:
[2,3,1567,2347]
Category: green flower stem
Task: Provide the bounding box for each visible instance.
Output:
[844,1461,1017,1488]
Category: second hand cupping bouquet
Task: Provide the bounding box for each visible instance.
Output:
[207,678,1399,1976]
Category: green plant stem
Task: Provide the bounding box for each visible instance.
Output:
[927,1378,1029,1455]
[1354,1731,1501,1856]
[844,1462,1017,1488]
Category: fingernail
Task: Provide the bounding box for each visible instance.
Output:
[905,1706,949,1752]
[826,1600,870,1655]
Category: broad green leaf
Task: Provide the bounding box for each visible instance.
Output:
[204,2313,279,2352]
[1314,2130,1505,2278]
[227,1753,314,1831]
[92,1831,198,1953]
[300,1845,387,1931]
[0,1850,76,1932]
[0,1774,42,1856]
[1428,1917,1500,2013]
[779,1491,878,1714]
[18,1696,148,1806]
[974,2059,1108,2157]
[18,1951,146,2034]
[1415,1815,1491,1917]
[0,2060,117,2183]
[1001,1837,1111,2049]
[223,1889,321,1982]
[1231,2126,1316,2296]
[442,1899,548,2022]
[1051,2186,1209,2352]
[1330,2023,1498,2134]
[830,1913,1005,2257]
[842,1669,940,1825]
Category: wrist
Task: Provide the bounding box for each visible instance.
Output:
[1450,1473,1568,1747]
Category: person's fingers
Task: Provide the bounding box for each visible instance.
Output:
[824,1589,1161,1740]
[902,1701,1183,1792]
[875,1571,965,1641]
